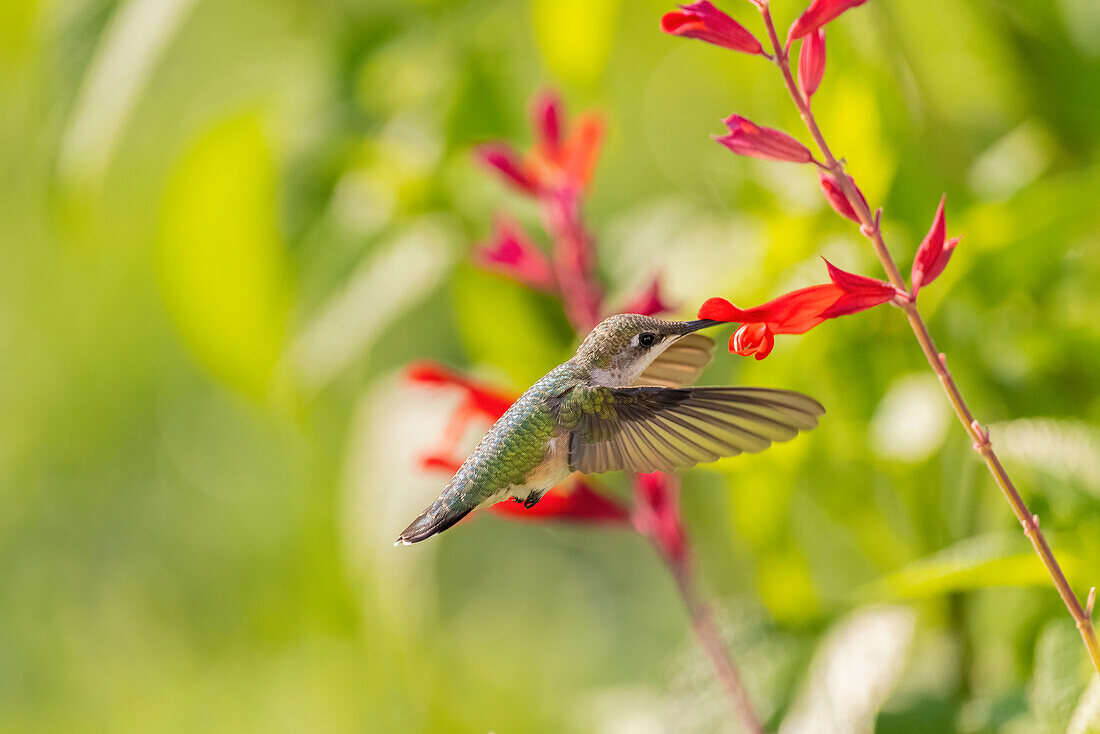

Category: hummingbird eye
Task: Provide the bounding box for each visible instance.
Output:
[638,332,657,348]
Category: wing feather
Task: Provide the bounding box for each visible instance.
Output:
[566,386,824,474]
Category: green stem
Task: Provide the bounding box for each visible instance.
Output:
[757,0,1100,678]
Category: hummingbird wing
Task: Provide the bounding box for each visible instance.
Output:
[635,333,715,388]
[559,385,824,474]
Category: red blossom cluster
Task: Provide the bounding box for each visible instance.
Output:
[662,0,960,359]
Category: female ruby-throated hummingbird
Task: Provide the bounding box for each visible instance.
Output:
[397,314,824,545]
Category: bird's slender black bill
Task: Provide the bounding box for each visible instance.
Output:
[678,319,720,334]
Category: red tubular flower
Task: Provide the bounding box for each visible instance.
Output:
[405,362,515,418]
[632,472,688,564]
[661,1,765,56]
[474,217,557,292]
[798,28,826,99]
[475,95,605,196]
[715,115,812,163]
[698,259,895,359]
[818,169,867,223]
[910,195,960,297]
[474,143,539,195]
[787,0,868,44]
[619,276,674,317]
[491,479,629,523]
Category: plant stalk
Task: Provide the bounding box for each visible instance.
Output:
[758,2,1100,677]
[668,556,765,734]
[548,184,769,724]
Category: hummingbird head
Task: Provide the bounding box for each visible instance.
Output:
[574,314,719,385]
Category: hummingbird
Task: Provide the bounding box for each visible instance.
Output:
[396,314,824,545]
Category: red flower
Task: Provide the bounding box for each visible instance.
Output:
[910,195,960,297]
[698,259,896,359]
[715,115,812,163]
[618,275,674,317]
[787,0,868,44]
[632,472,688,564]
[474,217,557,292]
[661,1,765,56]
[476,92,605,197]
[798,28,826,99]
[406,361,514,418]
[818,169,867,223]
[407,362,629,524]
[492,479,629,523]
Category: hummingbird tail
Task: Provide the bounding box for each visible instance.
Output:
[395,497,474,545]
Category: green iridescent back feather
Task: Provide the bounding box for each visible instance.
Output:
[446,362,584,505]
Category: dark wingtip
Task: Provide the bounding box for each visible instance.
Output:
[395,501,474,546]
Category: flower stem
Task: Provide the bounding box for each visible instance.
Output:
[666,553,765,734]
[757,2,1100,677]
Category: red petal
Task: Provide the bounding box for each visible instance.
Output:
[558,113,604,190]
[405,362,515,419]
[730,322,776,359]
[798,28,826,99]
[474,143,538,194]
[661,1,765,55]
[698,296,744,322]
[491,480,629,523]
[420,454,463,473]
[824,258,890,292]
[474,217,557,292]
[788,0,868,44]
[742,283,842,333]
[620,275,675,317]
[701,283,841,334]
[531,90,563,158]
[715,115,813,163]
[818,169,866,223]
[820,259,895,318]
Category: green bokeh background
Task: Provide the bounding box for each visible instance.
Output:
[3,0,1100,731]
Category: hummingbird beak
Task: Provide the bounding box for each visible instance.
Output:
[678,319,720,334]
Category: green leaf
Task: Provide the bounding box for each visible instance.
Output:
[532,0,620,86]
[1068,679,1100,734]
[780,606,916,734]
[158,112,291,399]
[1030,620,1089,729]
[859,534,1091,601]
[451,264,572,389]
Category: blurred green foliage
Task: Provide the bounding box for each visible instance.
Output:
[2,0,1100,732]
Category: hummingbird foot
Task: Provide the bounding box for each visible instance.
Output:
[523,490,547,509]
